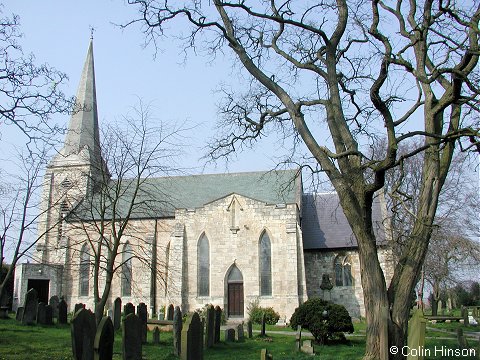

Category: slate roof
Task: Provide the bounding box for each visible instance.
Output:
[71,169,300,220]
[301,192,388,250]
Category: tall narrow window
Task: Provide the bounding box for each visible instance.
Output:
[259,231,272,296]
[122,242,133,297]
[79,243,90,296]
[334,255,353,286]
[197,234,210,296]
[164,242,170,297]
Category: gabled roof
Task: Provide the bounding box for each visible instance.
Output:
[301,192,388,250]
[71,169,300,220]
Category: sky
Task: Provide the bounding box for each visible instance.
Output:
[3,0,281,174]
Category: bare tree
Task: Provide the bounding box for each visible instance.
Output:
[0,4,71,144]
[65,101,183,324]
[126,1,480,358]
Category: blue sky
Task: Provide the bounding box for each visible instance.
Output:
[4,0,281,174]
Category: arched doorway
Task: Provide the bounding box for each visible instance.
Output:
[226,264,244,317]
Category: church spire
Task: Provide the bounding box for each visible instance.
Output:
[62,39,101,165]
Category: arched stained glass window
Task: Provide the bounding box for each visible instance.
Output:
[197,234,210,296]
[259,231,272,296]
[79,243,90,296]
[122,242,133,297]
[334,255,353,286]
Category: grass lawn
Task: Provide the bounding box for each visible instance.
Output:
[0,314,478,359]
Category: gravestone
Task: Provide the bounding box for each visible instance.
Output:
[153,327,160,345]
[0,307,7,319]
[107,309,113,319]
[124,303,135,317]
[225,328,235,342]
[407,309,426,360]
[157,312,164,321]
[94,316,114,360]
[247,320,253,338]
[15,307,24,321]
[260,313,266,336]
[295,325,302,351]
[122,313,142,360]
[113,298,121,330]
[300,339,315,355]
[37,302,47,325]
[45,305,53,325]
[137,303,148,344]
[260,348,273,360]
[457,328,467,349]
[71,308,96,360]
[205,304,215,348]
[58,299,68,324]
[166,304,174,321]
[74,303,85,314]
[214,306,222,344]
[22,288,38,325]
[49,295,59,319]
[173,306,183,356]
[181,312,203,360]
[236,322,244,342]
[462,307,470,326]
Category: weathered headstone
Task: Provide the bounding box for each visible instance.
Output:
[113,297,121,330]
[225,328,235,342]
[94,316,114,360]
[137,303,148,344]
[457,328,468,349]
[247,320,253,338]
[37,302,47,325]
[181,312,203,360]
[167,304,174,321]
[295,325,302,351]
[71,308,96,360]
[407,309,426,360]
[173,306,183,356]
[157,312,164,321]
[214,306,222,344]
[122,313,142,360]
[22,288,38,325]
[260,348,273,360]
[15,307,24,321]
[49,295,59,319]
[300,339,315,355]
[0,307,8,319]
[462,307,470,326]
[236,322,245,342]
[45,304,53,325]
[74,303,85,314]
[124,302,135,317]
[58,298,68,324]
[260,312,266,337]
[205,304,215,348]
[153,327,160,345]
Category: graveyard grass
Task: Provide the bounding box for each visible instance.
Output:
[0,315,478,360]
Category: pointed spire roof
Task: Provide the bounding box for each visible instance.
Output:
[62,39,101,165]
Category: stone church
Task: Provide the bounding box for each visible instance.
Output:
[13,40,394,320]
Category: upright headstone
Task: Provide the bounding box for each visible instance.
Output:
[457,328,467,349]
[260,312,266,337]
[113,298,121,330]
[74,303,85,314]
[407,309,426,360]
[71,308,96,360]
[15,307,24,321]
[300,339,315,355]
[462,307,470,326]
[173,306,183,356]
[49,295,59,319]
[205,305,215,348]
[122,313,142,360]
[58,299,68,324]
[153,327,160,345]
[214,306,222,344]
[94,316,114,360]
[181,312,203,360]
[247,320,253,338]
[22,288,38,325]
[45,305,53,325]
[236,322,245,342]
[37,302,47,325]
[137,303,148,344]
[167,304,174,321]
[260,348,273,360]
[124,303,135,317]
[295,325,302,351]
[225,328,235,342]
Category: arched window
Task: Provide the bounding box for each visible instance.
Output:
[79,243,90,296]
[197,234,210,296]
[334,255,353,286]
[122,242,133,297]
[259,231,272,296]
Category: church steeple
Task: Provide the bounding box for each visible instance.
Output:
[61,39,101,166]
